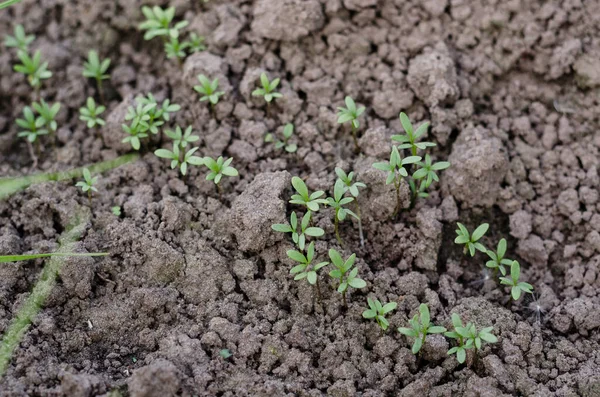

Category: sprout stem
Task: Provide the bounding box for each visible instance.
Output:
[355,201,365,249]
[392,176,401,218]
[334,213,343,247]
[351,125,360,152]
[217,182,223,201]
[342,290,347,308]
[97,79,105,106]
[26,140,38,169]
[87,190,92,207]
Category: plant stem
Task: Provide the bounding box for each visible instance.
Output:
[266,101,271,119]
[351,125,360,152]
[342,290,347,308]
[355,200,365,249]
[87,190,92,207]
[334,212,343,246]
[392,177,401,218]
[26,140,38,169]
[217,182,223,201]
[97,79,105,105]
[411,145,417,157]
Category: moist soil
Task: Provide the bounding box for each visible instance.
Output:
[1,0,600,396]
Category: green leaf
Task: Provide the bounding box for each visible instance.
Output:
[419,304,430,327]
[412,338,423,354]
[272,224,292,233]
[428,326,446,334]
[287,250,306,263]
[291,176,308,199]
[382,302,397,314]
[363,309,377,319]
[399,112,413,135]
[472,223,489,241]
[348,277,366,289]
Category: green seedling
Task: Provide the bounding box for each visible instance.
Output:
[32,100,60,133]
[165,36,188,61]
[122,103,154,150]
[335,167,366,248]
[337,96,365,151]
[499,260,534,300]
[14,50,52,93]
[445,313,497,364]
[194,75,224,106]
[485,238,512,276]
[187,33,206,53]
[0,252,108,264]
[398,304,446,355]
[79,97,106,129]
[372,146,421,217]
[328,249,366,306]
[455,222,488,257]
[289,176,327,212]
[16,106,47,143]
[139,6,188,40]
[75,168,98,206]
[409,154,450,204]
[219,349,232,359]
[362,298,397,331]
[136,93,181,134]
[165,126,199,149]
[327,179,358,246]
[111,206,121,216]
[265,123,297,153]
[272,211,324,251]
[392,112,436,156]
[4,24,34,52]
[83,50,110,103]
[252,72,282,115]
[203,156,238,198]
[154,145,204,176]
[288,241,328,302]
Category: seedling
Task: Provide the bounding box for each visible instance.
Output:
[194,75,225,106]
[499,261,534,300]
[154,145,204,175]
[336,96,365,151]
[392,112,436,156]
[203,156,238,198]
[165,126,199,149]
[75,168,98,206]
[83,50,110,104]
[79,97,106,129]
[485,238,513,276]
[372,146,421,217]
[111,206,121,216]
[122,103,154,150]
[445,313,497,364]
[271,211,324,251]
[326,179,358,245]
[328,249,366,306]
[165,36,188,61]
[14,50,52,94]
[4,24,35,52]
[289,176,327,212]
[187,33,206,53]
[454,222,489,257]
[16,106,47,143]
[288,241,328,302]
[362,298,397,331]
[32,100,60,133]
[398,303,446,354]
[252,72,282,116]
[335,167,366,247]
[409,154,450,205]
[136,93,181,134]
[139,6,188,40]
[265,123,297,153]
[219,349,232,359]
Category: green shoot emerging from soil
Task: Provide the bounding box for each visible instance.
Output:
[337,96,365,151]
[194,75,224,106]
[32,100,60,134]
[289,176,327,212]
[398,303,446,354]
[327,179,358,245]
[445,313,497,364]
[362,298,397,331]
[154,146,204,176]
[500,260,534,300]
[80,97,106,129]
[272,211,324,251]
[372,146,421,217]
[165,37,188,60]
[139,6,188,40]
[219,349,232,359]
[265,123,297,153]
[410,154,450,203]
[328,249,366,306]
[204,156,238,198]
[137,93,181,134]
[187,33,206,53]
[122,103,153,150]
[14,50,52,92]
[335,167,366,247]
[16,106,47,143]
[455,222,489,257]
[165,126,199,149]
[111,206,121,216]
[83,50,110,104]
[75,168,98,206]
[288,241,328,301]
[252,72,282,104]
[392,112,436,157]
[485,238,512,276]
[4,24,34,52]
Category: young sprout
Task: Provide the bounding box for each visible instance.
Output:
[79,97,106,129]
[252,72,282,115]
[445,314,497,364]
[398,304,446,355]
[392,112,436,156]
[410,154,450,206]
[136,93,180,134]
[154,145,204,175]
[165,126,199,149]
[4,24,35,52]
[485,238,512,276]
[165,36,189,62]
[289,176,327,212]
[454,222,489,257]
[82,50,110,104]
[111,206,121,216]
[288,241,328,302]
[32,100,60,134]
[336,96,365,152]
[326,179,358,246]
[335,167,367,248]
[194,75,225,107]
[219,349,232,359]
[14,50,52,93]
[139,5,188,40]
[328,249,366,307]
[122,103,154,150]
[16,105,47,143]
[271,211,324,251]
[372,146,421,217]
[499,261,534,300]
[75,168,98,206]
[265,123,297,153]
[186,33,206,53]
[362,298,397,332]
[203,156,238,198]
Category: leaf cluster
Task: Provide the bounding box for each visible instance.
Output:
[445,313,498,363]
[272,211,324,251]
[372,146,421,186]
[288,242,328,285]
[4,24,34,52]
[326,179,358,222]
[392,112,436,156]
[14,50,52,88]
[335,167,366,198]
[165,125,199,149]
[75,168,98,193]
[362,298,397,331]
[204,156,238,185]
[398,304,446,354]
[154,146,204,175]
[265,123,297,153]
[16,106,48,142]
[194,75,224,105]
[83,50,110,82]
[499,261,534,300]
[32,100,60,132]
[454,222,489,257]
[79,97,106,128]
[289,176,327,212]
[336,96,365,130]
[252,72,282,103]
[328,249,366,293]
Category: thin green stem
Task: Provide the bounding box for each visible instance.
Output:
[355,200,364,249]
[334,212,343,246]
[217,182,223,201]
[351,125,360,152]
[392,176,401,218]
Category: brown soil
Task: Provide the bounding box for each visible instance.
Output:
[2,0,600,396]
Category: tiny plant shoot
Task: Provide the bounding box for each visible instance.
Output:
[32,100,60,149]
[398,303,446,355]
[362,298,397,332]
[272,211,324,251]
[16,106,47,166]
[288,241,328,302]
[265,123,297,153]
[326,179,358,246]
[14,50,52,95]
[372,146,421,217]
[79,97,106,129]
[111,206,122,216]
[187,33,206,53]
[203,156,238,198]
[392,112,436,157]
[219,349,232,359]
[335,167,366,248]
[485,238,513,276]
[4,24,35,52]
[328,249,366,307]
[445,313,497,364]
[252,72,282,116]
[136,93,181,134]
[139,6,188,40]
[454,222,489,257]
[154,146,204,176]
[289,176,327,212]
[75,168,98,206]
[410,154,450,206]
[83,50,110,104]
[165,126,199,149]
[194,74,224,107]
[499,260,534,300]
[336,96,365,152]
